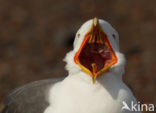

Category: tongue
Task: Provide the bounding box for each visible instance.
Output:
[91,63,98,75]
[91,63,98,83]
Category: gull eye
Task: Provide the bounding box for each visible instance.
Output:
[112,34,116,39]
[77,34,80,38]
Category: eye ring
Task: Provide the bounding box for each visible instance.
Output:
[77,34,80,38]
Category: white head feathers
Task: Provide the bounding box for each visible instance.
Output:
[64,18,126,78]
[73,19,120,52]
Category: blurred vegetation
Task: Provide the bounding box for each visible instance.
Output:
[0,0,155,112]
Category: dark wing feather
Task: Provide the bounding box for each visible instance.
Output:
[1,78,63,113]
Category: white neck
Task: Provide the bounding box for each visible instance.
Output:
[66,69,122,85]
[63,50,126,81]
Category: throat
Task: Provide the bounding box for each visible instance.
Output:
[68,72,94,83]
[78,43,113,73]
[68,71,120,85]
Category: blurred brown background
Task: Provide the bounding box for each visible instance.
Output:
[0,0,155,112]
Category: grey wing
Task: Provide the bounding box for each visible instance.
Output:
[1,77,64,113]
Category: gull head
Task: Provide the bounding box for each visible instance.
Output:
[64,18,126,82]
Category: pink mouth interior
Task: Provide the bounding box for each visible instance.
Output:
[78,40,113,73]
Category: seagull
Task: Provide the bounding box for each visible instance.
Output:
[1,18,141,113]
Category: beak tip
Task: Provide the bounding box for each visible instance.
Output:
[92,75,97,84]
[93,17,99,26]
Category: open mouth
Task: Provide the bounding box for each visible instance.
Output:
[74,18,117,81]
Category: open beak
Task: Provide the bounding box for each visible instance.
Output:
[74,18,117,83]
